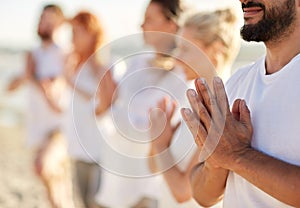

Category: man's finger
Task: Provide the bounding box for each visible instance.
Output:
[186,89,211,131]
[232,99,242,121]
[195,78,216,116]
[239,100,252,132]
[181,108,207,148]
[213,77,231,117]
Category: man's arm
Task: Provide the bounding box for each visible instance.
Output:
[7,51,34,91]
[152,148,228,206]
[231,148,300,207]
[182,77,300,207]
[180,82,229,207]
[190,162,228,207]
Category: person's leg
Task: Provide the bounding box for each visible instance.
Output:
[74,160,90,207]
[131,197,158,208]
[86,163,102,208]
[36,131,75,208]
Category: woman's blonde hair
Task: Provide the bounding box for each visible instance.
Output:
[184,8,240,67]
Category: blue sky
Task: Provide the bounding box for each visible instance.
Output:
[0,0,241,49]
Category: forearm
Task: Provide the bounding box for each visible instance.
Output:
[191,162,229,207]
[32,79,48,95]
[148,147,159,173]
[95,92,116,116]
[96,74,117,115]
[151,146,192,202]
[163,167,192,203]
[65,77,91,100]
[231,148,300,207]
[7,76,27,91]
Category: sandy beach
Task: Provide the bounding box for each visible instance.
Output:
[0,125,51,208]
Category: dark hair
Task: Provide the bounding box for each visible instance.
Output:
[150,0,182,21]
[43,4,64,18]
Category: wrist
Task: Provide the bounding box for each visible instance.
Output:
[202,161,229,182]
[229,147,256,172]
[151,143,169,153]
[204,160,228,174]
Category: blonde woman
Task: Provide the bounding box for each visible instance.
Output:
[148,8,240,207]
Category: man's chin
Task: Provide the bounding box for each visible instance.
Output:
[244,17,263,26]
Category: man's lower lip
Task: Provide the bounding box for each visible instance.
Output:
[244,10,263,18]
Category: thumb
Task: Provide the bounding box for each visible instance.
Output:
[173,121,181,132]
[239,100,252,130]
[232,99,242,121]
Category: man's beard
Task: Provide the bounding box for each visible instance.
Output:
[241,0,296,43]
[38,29,52,41]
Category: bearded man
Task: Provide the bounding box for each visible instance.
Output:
[181,0,300,207]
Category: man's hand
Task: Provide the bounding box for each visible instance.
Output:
[181,77,253,169]
[40,78,64,114]
[7,77,25,92]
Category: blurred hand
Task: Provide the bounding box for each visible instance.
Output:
[7,77,25,92]
[96,68,117,115]
[149,97,181,152]
[40,78,63,114]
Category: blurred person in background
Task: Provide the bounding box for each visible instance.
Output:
[63,11,115,208]
[148,8,240,208]
[7,4,75,208]
[140,0,182,68]
[95,0,185,207]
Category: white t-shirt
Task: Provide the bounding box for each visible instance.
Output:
[223,54,300,207]
[32,44,64,80]
[27,44,64,148]
[63,62,102,163]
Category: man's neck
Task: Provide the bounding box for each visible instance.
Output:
[264,25,300,75]
[41,39,54,49]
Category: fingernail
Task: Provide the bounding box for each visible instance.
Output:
[242,100,248,109]
[184,108,192,115]
[200,78,206,84]
[196,78,206,87]
[214,76,222,84]
[240,100,245,109]
[188,89,197,97]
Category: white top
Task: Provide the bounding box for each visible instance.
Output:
[26,43,64,148]
[96,54,198,207]
[223,54,300,207]
[158,80,222,208]
[32,44,64,80]
[63,62,102,163]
